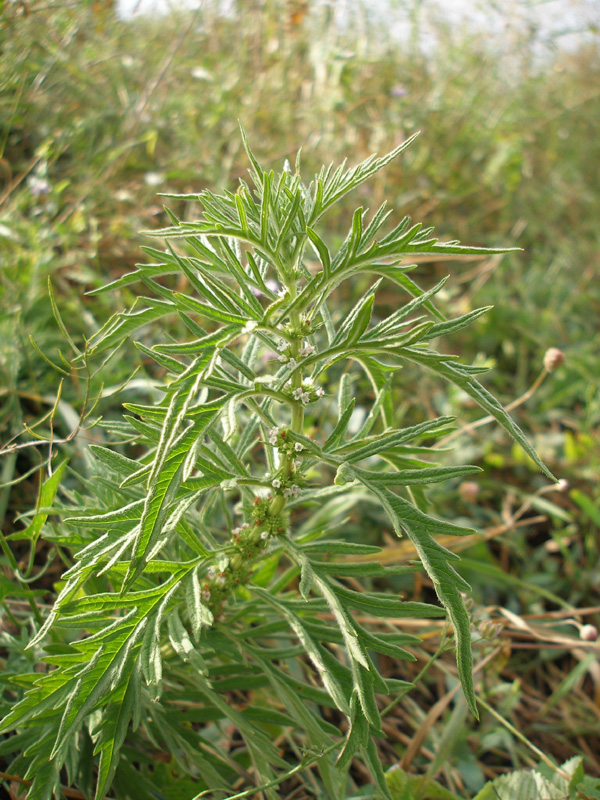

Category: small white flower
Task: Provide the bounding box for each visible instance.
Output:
[207,565,217,578]
[190,65,213,80]
[300,392,311,404]
[299,342,316,358]
[292,485,301,498]
[260,530,269,540]
[288,358,297,369]
[27,175,51,197]
[277,340,288,352]
[144,171,165,187]
[272,479,281,489]
[294,443,304,452]
[293,388,303,400]
[278,354,288,363]
[316,387,325,398]
[283,487,292,498]
[268,426,280,445]
[303,376,314,386]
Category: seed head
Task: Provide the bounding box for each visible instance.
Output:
[543,347,565,372]
[580,624,598,642]
[458,481,479,503]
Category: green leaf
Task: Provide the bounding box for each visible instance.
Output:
[15,460,68,544]
[300,540,383,556]
[253,587,350,715]
[333,415,455,460]
[350,464,483,486]
[399,347,555,481]
[88,297,176,355]
[93,666,139,800]
[124,402,221,589]
[311,133,420,223]
[185,566,214,640]
[306,226,331,279]
[172,291,249,326]
[353,473,477,716]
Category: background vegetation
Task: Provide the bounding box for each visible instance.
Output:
[1,0,599,797]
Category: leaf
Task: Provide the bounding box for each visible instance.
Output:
[15,460,68,543]
[354,472,478,716]
[331,280,380,348]
[88,297,176,355]
[333,416,455,460]
[423,306,492,340]
[124,383,222,588]
[93,666,139,800]
[172,291,249,326]
[306,226,331,279]
[308,569,380,728]
[350,464,483,486]
[185,566,214,640]
[399,347,555,481]
[253,587,350,715]
[336,697,369,770]
[362,277,448,342]
[311,133,420,223]
[300,540,383,555]
[362,737,394,800]
[297,553,315,601]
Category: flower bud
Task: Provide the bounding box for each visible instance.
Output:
[580,624,598,642]
[543,347,565,372]
[458,481,479,503]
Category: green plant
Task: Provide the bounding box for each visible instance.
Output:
[0,130,555,800]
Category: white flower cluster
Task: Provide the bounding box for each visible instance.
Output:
[298,341,316,358]
[231,523,250,540]
[283,485,301,499]
[278,354,298,368]
[267,426,281,446]
[293,387,311,405]
[292,384,324,404]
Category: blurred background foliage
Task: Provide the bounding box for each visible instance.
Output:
[0,0,599,796]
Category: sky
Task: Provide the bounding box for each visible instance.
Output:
[116,0,598,55]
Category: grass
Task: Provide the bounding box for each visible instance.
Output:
[0,0,599,797]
